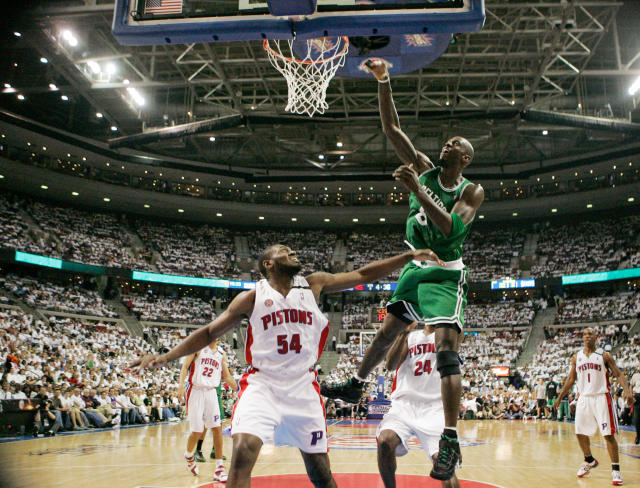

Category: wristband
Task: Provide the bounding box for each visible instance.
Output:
[377,76,390,84]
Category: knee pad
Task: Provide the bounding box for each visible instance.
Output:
[436,350,461,378]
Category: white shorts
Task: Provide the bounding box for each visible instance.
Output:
[231,370,327,454]
[376,398,444,458]
[575,393,618,437]
[186,386,221,433]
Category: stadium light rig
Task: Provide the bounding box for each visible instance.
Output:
[629,75,640,96]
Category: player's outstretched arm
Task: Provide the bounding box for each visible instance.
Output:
[365,60,433,174]
[385,322,416,370]
[129,290,255,372]
[604,352,634,405]
[221,352,238,393]
[553,355,577,410]
[177,353,196,401]
[307,249,443,296]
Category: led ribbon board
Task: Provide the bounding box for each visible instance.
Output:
[490,279,536,290]
[562,267,640,285]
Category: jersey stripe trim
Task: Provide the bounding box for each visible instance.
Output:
[230,368,258,431]
[312,372,329,453]
[317,322,330,362]
[244,323,254,366]
[605,393,616,435]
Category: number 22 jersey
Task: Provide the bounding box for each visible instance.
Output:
[246,276,330,381]
[391,329,441,405]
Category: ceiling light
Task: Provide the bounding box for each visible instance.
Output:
[339,155,344,160]
[72,192,79,196]
[479,215,484,219]
[110,126,118,131]
[209,136,216,142]
[352,218,359,222]
[512,212,518,216]
[379,217,386,222]
[62,30,78,47]
[510,100,515,105]
[291,218,297,222]
[82,157,86,161]
[629,75,640,96]
[336,141,343,148]
[103,197,110,202]
[49,83,58,91]
[96,112,103,118]
[178,209,184,213]
[126,87,145,106]
[13,32,21,38]
[250,105,256,110]
[542,130,548,136]
[40,185,48,190]
[216,213,222,217]
[106,63,117,75]
[42,146,47,151]
[17,94,25,101]
[123,79,130,85]
[60,95,69,101]
[143,204,150,208]
[318,154,325,160]
[324,218,330,222]
[258,216,264,220]
[586,203,593,208]
[0,175,4,179]
[628,197,635,202]
[3,83,10,89]
[551,208,557,213]
[40,57,48,64]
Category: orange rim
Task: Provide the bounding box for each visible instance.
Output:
[263,37,350,65]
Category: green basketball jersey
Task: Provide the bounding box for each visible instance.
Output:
[405,166,473,262]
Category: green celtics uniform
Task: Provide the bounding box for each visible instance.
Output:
[387,166,474,330]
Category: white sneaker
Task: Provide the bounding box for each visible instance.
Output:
[214,465,228,482]
[577,458,598,478]
[185,453,199,476]
[612,470,623,486]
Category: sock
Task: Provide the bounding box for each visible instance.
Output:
[196,439,203,451]
[585,455,595,463]
[185,450,195,459]
[612,463,620,471]
[444,427,458,439]
[216,459,224,467]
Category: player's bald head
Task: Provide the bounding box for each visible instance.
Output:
[459,137,474,164]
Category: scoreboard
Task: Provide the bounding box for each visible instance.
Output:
[371,307,387,324]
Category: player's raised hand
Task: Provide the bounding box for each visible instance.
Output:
[364,59,389,81]
[412,249,445,267]
[129,353,167,373]
[393,164,421,193]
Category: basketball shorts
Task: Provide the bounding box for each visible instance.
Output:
[376,399,445,458]
[231,370,327,454]
[387,262,468,331]
[575,394,618,437]
[186,386,221,433]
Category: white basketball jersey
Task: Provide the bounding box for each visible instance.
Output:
[576,348,609,396]
[391,330,441,405]
[246,276,329,379]
[189,346,223,389]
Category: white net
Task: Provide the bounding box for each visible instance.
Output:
[263,37,349,118]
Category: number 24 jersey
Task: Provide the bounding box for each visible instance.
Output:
[391,330,441,405]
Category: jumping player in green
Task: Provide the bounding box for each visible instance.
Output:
[321,60,484,482]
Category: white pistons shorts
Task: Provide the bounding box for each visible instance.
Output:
[231,370,328,454]
[186,385,221,433]
[575,393,618,437]
[376,398,445,458]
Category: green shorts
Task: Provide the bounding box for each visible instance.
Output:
[387,262,468,331]
[217,384,225,420]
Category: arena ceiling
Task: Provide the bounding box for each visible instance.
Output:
[2,0,640,177]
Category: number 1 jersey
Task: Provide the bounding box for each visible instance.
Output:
[246,276,330,381]
[390,329,441,405]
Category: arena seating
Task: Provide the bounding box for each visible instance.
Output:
[464,300,536,328]
[123,294,215,324]
[556,292,640,324]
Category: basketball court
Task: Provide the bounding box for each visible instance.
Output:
[1,419,638,487]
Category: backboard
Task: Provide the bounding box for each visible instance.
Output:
[112,0,485,46]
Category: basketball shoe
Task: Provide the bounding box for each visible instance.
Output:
[320,377,364,404]
[576,458,598,477]
[213,464,228,482]
[194,450,206,462]
[210,449,227,461]
[184,452,199,476]
[430,434,460,481]
[612,470,623,486]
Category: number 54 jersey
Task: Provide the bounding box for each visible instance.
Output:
[246,276,330,383]
[391,329,442,405]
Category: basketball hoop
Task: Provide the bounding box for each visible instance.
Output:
[263,37,349,117]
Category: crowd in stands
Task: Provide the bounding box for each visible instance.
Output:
[464,228,526,281]
[345,231,407,280]
[0,304,242,436]
[123,294,215,324]
[135,221,240,279]
[1,275,118,318]
[464,299,536,329]
[556,291,640,324]
[246,230,337,280]
[0,194,40,253]
[531,216,640,277]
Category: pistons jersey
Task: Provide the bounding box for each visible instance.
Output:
[391,330,441,405]
[576,348,609,396]
[246,276,329,379]
[188,345,223,389]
